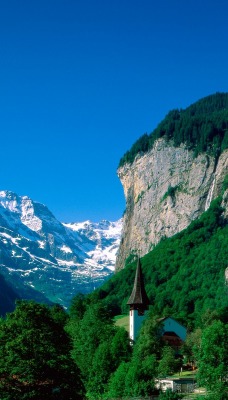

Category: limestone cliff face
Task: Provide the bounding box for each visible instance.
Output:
[116,138,228,271]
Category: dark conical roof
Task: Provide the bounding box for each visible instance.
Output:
[127,257,150,307]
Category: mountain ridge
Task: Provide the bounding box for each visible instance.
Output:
[0,190,122,313]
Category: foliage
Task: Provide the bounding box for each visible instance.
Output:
[124,353,158,397]
[125,318,161,396]
[158,346,177,377]
[68,302,113,377]
[119,132,150,165]
[162,184,180,202]
[94,196,228,328]
[68,292,88,320]
[182,328,202,366]
[0,300,84,400]
[107,314,164,398]
[119,92,228,167]
[106,361,130,398]
[50,303,69,326]
[132,312,164,361]
[67,301,132,399]
[195,320,228,398]
[158,389,183,399]
[222,173,228,193]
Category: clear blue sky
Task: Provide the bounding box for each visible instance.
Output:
[0,0,227,222]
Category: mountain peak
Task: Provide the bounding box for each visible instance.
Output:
[0,190,122,310]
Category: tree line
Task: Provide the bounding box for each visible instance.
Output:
[119,92,228,167]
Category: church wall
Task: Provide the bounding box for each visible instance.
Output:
[129,309,148,341]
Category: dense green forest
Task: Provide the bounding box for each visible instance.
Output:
[0,301,85,399]
[119,92,228,167]
[1,284,227,399]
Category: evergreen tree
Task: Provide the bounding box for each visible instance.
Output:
[119,92,228,167]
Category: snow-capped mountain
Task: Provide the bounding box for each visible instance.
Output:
[0,190,122,309]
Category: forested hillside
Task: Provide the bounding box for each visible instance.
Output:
[119,92,228,166]
[94,194,228,328]
[1,193,227,400]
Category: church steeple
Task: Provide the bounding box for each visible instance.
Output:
[127,257,150,312]
[127,257,150,342]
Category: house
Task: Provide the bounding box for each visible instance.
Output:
[158,316,187,352]
[155,377,196,393]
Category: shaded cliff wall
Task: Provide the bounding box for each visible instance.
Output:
[116,138,228,271]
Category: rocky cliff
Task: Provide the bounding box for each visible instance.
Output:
[116,138,228,270]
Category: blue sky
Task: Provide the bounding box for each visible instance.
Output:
[0,0,227,222]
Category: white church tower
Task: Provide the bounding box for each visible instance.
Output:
[127,257,150,342]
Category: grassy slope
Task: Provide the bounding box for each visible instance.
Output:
[114,315,129,332]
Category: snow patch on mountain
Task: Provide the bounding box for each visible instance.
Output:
[60,245,73,254]
[64,219,122,272]
[0,190,122,308]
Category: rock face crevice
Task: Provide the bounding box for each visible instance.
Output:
[116,139,228,271]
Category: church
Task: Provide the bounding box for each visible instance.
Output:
[127,257,187,346]
[127,257,150,342]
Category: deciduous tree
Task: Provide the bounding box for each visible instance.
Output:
[0,301,84,400]
[196,320,228,399]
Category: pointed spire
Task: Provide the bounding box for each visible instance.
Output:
[127,257,150,308]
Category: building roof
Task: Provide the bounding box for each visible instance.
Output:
[127,257,150,307]
[158,316,187,330]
